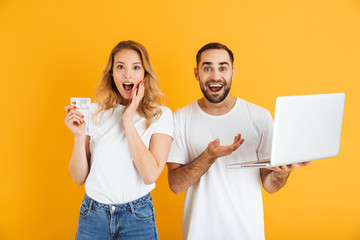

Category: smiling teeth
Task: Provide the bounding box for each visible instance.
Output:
[209,84,223,87]
[124,83,133,85]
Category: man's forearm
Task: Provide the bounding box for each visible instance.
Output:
[261,162,311,194]
[168,150,216,194]
[261,169,290,194]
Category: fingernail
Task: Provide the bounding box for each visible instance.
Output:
[74,106,77,109]
[82,115,84,118]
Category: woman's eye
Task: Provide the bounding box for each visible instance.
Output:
[117,65,124,69]
[134,66,141,70]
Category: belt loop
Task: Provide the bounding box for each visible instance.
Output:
[129,201,135,213]
[149,192,153,200]
[89,198,94,211]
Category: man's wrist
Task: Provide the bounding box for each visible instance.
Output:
[203,148,217,164]
[273,170,290,179]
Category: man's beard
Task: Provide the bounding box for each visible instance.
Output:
[199,78,232,103]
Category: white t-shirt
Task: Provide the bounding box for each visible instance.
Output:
[85,103,174,204]
[168,98,273,240]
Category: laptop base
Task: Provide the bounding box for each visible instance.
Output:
[226,159,271,169]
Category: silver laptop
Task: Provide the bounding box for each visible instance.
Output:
[226,93,345,168]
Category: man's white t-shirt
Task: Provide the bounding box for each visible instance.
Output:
[168,98,273,240]
[85,103,174,204]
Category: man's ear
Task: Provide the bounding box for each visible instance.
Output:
[232,67,235,81]
[194,67,199,81]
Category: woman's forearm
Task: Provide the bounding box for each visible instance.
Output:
[68,135,90,185]
[123,120,169,185]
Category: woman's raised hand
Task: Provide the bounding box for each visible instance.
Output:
[64,105,86,136]
[122,80,145,124]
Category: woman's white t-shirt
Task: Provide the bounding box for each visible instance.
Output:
[85,103,174,204]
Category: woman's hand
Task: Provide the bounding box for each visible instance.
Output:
[122,80,145,124]
[64,105,86,136]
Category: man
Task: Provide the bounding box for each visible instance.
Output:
[167,42,311,240]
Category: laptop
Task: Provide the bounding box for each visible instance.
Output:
[226,93,345,168]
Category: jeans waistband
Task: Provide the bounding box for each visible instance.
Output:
[84,193,152,212]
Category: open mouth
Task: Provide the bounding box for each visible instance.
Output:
[208,83,224,93]
[123,82,134,92]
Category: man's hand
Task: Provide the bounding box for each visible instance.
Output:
[168,133,245,194]
[261,161,312,194]
[206,134,245,159]
[267,161,312,177]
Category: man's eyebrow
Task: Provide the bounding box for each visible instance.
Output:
[201,62,213,67]
[201,61,230,67]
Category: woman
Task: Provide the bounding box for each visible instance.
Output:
[64,40,173,240]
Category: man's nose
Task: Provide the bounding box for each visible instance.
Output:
[212,69,221,80]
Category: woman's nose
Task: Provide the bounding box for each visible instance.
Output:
[124,69,132,78]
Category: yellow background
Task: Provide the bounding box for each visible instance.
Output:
[1,0,359,239]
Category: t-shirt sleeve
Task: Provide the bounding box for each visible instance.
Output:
[167,109,188,165]
[152,106,174,139]
[257,110,273,160]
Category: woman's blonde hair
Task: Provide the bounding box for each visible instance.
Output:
[93,40,165,128]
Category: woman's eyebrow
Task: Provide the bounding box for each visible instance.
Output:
[114,61,142,65]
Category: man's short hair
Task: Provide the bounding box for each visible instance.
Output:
[196,42,234,67]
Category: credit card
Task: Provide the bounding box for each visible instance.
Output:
[70,97,91,110]
[70,97,91,135]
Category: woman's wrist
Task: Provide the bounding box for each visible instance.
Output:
[123,118,135,129]
[74,134,86,142]
[122,114,134,126]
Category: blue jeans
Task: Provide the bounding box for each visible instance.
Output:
[75,193,158,240]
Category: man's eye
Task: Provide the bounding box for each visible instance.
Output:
[117,65,124,69]
[220,67,227,71]
[204,67,211,71]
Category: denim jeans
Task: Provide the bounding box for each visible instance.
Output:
[75,193,158,240]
